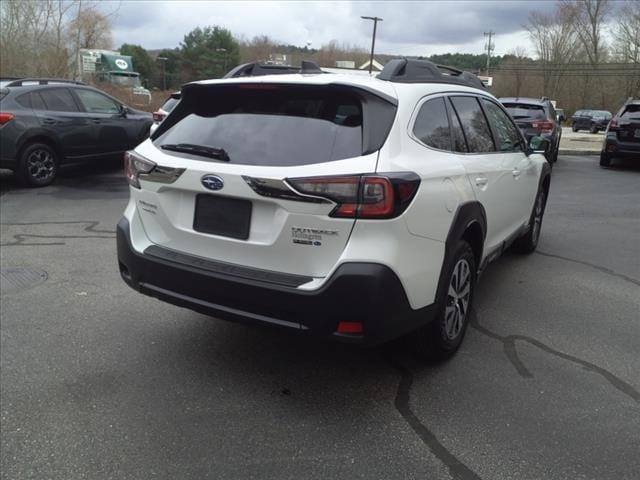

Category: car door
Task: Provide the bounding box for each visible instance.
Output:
[34,88,95,159]
[480,97,537,228]
[72,88,132,155]
[447,95,518,253]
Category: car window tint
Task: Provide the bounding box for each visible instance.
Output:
[450,96,494,153]
[503,104,546,120]
[621,104,640,117]
[39,88,79,112]
[412,97,451,151]
[16,93,32,108]
[481,99,523,152]
[31,92,46,110]
[75,89,120,114]
[445,98,468,152]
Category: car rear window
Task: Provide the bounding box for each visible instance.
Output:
[161,97,179,113]
[502,103,546,120]
[621,104,640,118]
[153,84,396,166]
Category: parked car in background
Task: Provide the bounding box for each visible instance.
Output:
[600,98,640,167]
[500,97,561,164]
[151,92,180,134]
[571,109,612,133]
[0,78,153,186]
[118,59,551,359]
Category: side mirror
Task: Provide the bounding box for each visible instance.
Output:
[119,105,129,116]
[528,136,550,154]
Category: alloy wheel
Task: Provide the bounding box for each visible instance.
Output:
[26,149,55,182]
[444,259,471,340]
[531,190,545,244]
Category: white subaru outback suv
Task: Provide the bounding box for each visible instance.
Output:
[117,59,551,359]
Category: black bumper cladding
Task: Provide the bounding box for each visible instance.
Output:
[116,218,434,345]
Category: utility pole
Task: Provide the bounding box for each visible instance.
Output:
[361,16,383,75]
[216,48,228,76]
[157,57,168,91]
[484,31,495,76]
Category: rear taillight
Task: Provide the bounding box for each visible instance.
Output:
[124,151,156,188]
[0,113,15,125]
[152,111,165,122]
[608,118,618,131]
[531,120,554,133]
[287,173,420,219]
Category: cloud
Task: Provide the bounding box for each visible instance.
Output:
[107,1,557,55]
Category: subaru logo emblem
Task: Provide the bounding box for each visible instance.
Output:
[201,174,224,191]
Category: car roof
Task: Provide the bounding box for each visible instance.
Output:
[188,71,490,105]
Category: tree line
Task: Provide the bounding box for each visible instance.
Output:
[1,0,638,114]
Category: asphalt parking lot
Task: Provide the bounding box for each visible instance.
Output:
[1,155,639,480]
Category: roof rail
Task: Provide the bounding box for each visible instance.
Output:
[377,59,486,90]
[223,61,324,79]
[4,78,86,87]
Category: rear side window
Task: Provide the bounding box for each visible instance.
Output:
[450,96,494,153]
[154,84,396,166]
[503,103,546,120]
[412,97,451,151]
[481,99,523,152]
[16,92,47,110]
[39,88,79,112]
[75,89,120,114]
[161,97,179,113]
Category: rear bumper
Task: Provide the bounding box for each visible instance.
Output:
[602,135,640,159]
[117,218,435,345]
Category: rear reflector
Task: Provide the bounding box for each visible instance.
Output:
[152,111,165,122]
[336,321,364,334]
[0,113,15,125]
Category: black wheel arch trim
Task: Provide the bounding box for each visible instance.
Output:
[433,201,486,314]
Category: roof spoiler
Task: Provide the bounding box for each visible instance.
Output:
[223,61,324,78]
[377,59,486,90]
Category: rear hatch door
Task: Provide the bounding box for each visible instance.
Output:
[134,82,396,279]
[503,103,547,138]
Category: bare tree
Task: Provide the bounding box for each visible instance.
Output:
[612,1,640,96]
[525,3,581,98]
[0,0,112,78]
[505,46,530,97]
[564,0,612,106]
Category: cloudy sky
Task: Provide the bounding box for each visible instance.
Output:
[107,1,559,57]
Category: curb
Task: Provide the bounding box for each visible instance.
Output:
[559,150,600,156]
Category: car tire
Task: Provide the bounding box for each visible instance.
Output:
[17,143,59,187]
[513,184,548,254]
[589,124,598,134]
[411,240,475,360]
[599,152,611,168]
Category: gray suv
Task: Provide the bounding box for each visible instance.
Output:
[500,97,561,164]
[0,79,152,187]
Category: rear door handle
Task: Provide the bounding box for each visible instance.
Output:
[475,177,488,187]
[512,169,521,178]
[90,118,101,124]
[42,118,56,125]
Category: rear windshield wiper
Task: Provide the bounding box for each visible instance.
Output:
[160,143,230,161]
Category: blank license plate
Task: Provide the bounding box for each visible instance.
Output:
[193,195,252,240]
